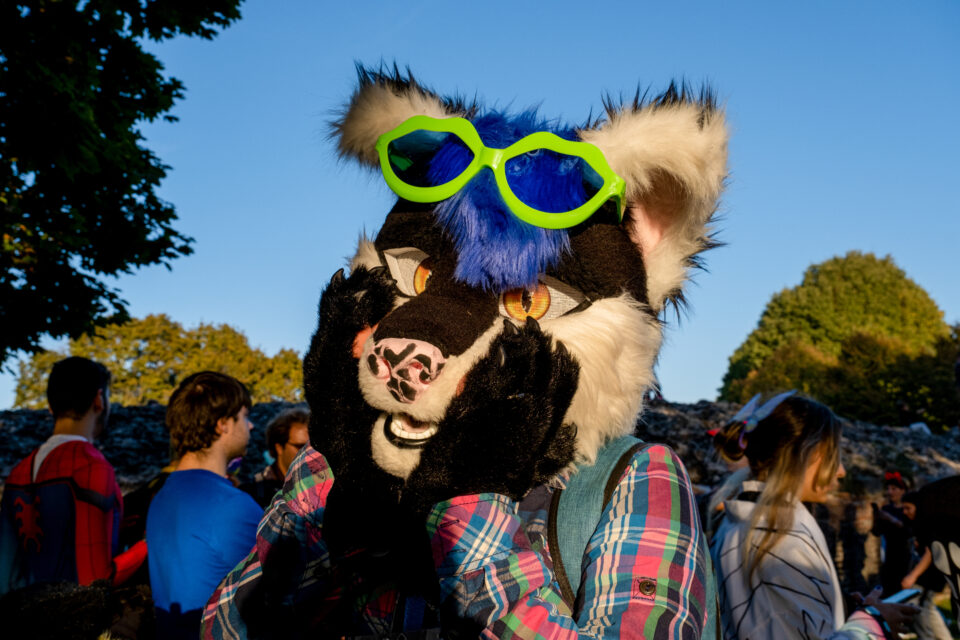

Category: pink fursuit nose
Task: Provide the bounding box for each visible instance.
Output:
[367,338,446,403]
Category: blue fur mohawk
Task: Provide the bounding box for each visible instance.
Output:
[429,110,584,291]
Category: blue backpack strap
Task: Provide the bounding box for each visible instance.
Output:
[549,435,643,606]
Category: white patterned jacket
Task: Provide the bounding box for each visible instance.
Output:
[711,480,885,640]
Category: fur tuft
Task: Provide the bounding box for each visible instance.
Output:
[544,294,661,465]
[430,110,577,290]
[349,235,380,273]
[331,63,477,167]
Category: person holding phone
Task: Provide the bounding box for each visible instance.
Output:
[710,393,918,639]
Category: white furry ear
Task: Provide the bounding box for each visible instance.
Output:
[579,85,728,311]
[332,66,471,168]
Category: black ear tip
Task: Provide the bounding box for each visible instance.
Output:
[524,316,541,332]
[331,268,345,284]
[502,318,518,335]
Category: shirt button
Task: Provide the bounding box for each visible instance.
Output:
[638,578,657,596]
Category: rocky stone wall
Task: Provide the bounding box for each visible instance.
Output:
[0,401,301,493]
[2,399,957,591]
[3,398,958,494]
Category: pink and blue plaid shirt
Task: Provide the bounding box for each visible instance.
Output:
[202,442,708,639]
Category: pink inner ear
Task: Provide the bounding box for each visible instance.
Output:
[625,170,686,257]
[626,201,671,257]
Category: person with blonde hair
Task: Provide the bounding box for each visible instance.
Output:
[710,392,917,640]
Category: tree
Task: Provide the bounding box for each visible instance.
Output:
[0,0,243,365]
[721,252,958,429]
[722,252,948,396]
[827,330,960,429]
[14,314,303,407]
[723,339,835,402]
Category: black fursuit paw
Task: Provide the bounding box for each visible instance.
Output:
[402,317,579,516]
[318,265,397,336]
[304,265,396,462]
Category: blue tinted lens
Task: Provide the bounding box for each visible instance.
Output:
[505,150,604,213]
[387,130,473,188]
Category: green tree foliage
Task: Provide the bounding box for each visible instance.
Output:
[827,330,960,429]
[728,340,837,400]
[14,314,302,407]
[0,0,243,364]
[722,253,959,429]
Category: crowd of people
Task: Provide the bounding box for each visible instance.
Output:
[0,356,957,639]
[0,358,312,639]
[706,392,958,639]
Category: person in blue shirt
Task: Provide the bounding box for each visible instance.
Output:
[147,371,262,639]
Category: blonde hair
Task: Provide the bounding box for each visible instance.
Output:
[714,395,841,583]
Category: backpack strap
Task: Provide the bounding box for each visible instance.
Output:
[548,436,721,639]
[548,435,645,606]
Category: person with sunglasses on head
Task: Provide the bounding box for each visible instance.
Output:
[710,392,918,640]
[203,70,728,639]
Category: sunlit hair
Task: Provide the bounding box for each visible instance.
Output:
[166,371,251,458]
[713,395,841,583]
[265,407,310,453]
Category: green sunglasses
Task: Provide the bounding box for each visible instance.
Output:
[375,115,626,230]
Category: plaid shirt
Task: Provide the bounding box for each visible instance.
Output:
[202,442,707,639]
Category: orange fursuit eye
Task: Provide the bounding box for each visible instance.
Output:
[413,260,432,294]
[503,282,551,321]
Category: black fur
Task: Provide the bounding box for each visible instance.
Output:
[374,201,451,259]
[401,317,579,518]
[303,265,406,554]
[548,222,651,309]
[329,63,479,157]
[373,247,500,358]
[583,79,719,130]
[353,62,479,121]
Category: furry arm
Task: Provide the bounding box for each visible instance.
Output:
[402,317,579,516]
[428,444,709,639]
[200,445,711,639]
[201,446,336,640]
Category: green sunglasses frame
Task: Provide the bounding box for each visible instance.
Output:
[375,115,626,230]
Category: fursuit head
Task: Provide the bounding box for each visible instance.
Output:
[304,66,728,552]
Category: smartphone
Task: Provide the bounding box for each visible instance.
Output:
[882,588,921,604]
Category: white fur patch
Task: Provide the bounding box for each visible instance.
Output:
[350,236,381,272]
[542,295,661,465]
[334,83,457,168]
[369,413,423,479]
[357,321,503,422]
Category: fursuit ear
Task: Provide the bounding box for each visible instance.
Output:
[579,84,728,312]
[332,64,473,168]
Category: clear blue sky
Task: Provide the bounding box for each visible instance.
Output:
[2,0,958,408]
